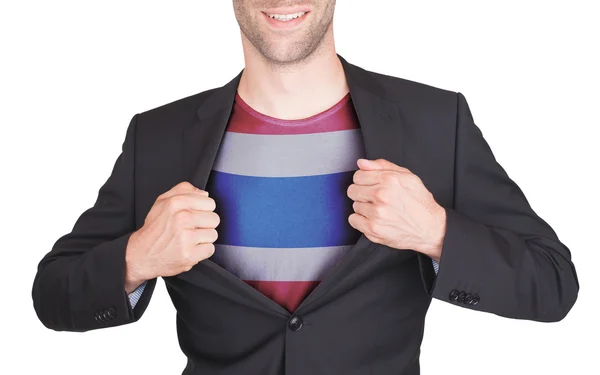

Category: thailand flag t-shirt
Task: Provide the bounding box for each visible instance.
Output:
[205,91,367,313]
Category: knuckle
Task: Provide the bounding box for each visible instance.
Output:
[403,173,420,186]
[170,194,187,208]
[372,223,385,238]
[373,187,388,203]
[173,209,191,227]
[373,204,386,218]
[366,221,379,236]
[178,229,191,246]
[178,181,194,190]
[166,197,183,214]
[200,243,215,258]
[381,173,398,186]
[179,246,191,262]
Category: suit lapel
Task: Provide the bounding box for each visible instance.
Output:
[182,70,243,190]
[181,54,406,315]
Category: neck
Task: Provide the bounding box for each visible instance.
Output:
[236,31,349,120]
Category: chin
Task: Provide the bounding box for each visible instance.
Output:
[264,42,313,63]
[264,50,308,65]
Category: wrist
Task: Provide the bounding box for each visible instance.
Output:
[420,206,446,262]
[125,231,150,294]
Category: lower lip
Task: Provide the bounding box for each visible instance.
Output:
[262,11,309,29]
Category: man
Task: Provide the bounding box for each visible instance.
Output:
[32,1,579,374]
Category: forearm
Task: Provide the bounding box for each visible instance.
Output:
[419,92,578,322]
[430,208,578,322]
[32,114,155,331]
[32,233,135,331]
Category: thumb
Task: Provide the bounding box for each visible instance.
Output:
[357,158,407,172]
[357,158,379,170]
[356,158,390,169]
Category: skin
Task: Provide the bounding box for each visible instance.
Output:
[232,0,349,121]
[124,1,445,293]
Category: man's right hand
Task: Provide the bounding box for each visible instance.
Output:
[124,181,220,293]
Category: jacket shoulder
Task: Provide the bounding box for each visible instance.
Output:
[359,65,458,110]
[135,86,219,127]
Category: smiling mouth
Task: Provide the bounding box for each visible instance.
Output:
[262,11,308,21]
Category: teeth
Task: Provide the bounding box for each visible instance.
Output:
[266,11,306,21]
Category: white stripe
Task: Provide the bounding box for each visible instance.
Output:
[212,129,366,177]
[210,244,353,281]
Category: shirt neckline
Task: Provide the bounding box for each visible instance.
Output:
[234,91,351,127]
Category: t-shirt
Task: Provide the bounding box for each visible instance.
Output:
[205,91,367,313]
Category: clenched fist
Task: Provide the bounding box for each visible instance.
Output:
[347,158,446,262]
[124,181,220,293]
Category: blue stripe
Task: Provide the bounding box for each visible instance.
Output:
[206,170,359,248]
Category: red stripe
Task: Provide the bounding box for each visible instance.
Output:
[244,280,321,313]
[228,92,359,135]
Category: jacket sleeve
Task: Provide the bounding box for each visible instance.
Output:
[32,114,157,332]
[418,92,579,322]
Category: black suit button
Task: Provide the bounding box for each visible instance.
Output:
[449,289,459,301]
[471,294,480,305]
[465,293,474,305]
[288,316,303,332]
[457,291,467,303]
[96,312,105,322]
[107,307,116,319]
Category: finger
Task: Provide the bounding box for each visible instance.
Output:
[187,230,218,263]
[352,201,376,219]
[347,183,376,203]
[159,181,209,201]
[173,210,220,230]
[348,212,369,233]
[165,193,217,213]
[190,242,216,263]
[187,227,219,244]
[357,158,410,173]
[353,169,382,186]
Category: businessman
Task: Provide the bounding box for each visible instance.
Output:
[32,1,579,374]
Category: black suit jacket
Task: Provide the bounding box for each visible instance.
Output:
[32,54,579,375]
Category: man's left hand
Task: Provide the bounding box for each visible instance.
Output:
[347,158,446,262]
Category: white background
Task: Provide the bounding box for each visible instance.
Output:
[2,1,599,374]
